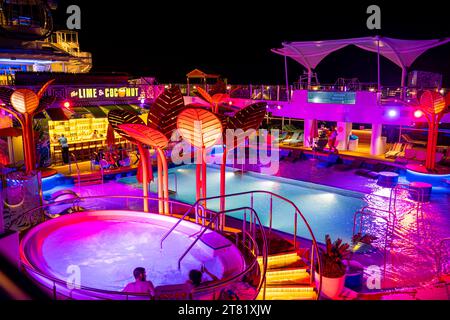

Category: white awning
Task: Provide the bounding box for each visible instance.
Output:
[272,36,450,71]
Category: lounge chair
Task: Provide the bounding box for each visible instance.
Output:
[385,143,405,159]
[401,134,427,147]
[276,132,289,142]
[282,131,303,145]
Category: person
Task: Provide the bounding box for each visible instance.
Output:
[58,134,69,164]
[91,130,99,139]
[51,134,59,144]
[122,267,155,297]
[328,125,339,154]
[187,264,218,289]
[118,147,130,167]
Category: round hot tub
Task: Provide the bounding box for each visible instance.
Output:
[20,210,247,300]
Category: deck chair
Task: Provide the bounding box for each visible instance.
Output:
[385,143,404,159]
[282,131,302,145]
[401,134,427,147]
[276,132,289,142]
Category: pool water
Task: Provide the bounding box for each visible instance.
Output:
[119,164,368,243]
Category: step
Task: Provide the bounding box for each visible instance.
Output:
[265,268,311,285]
[257,285,317,300]
[258,252,301,269]
[78,180,103,186]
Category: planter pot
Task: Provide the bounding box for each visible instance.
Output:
[315,271,346,299]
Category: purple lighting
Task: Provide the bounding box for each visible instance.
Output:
[388,109,398,118]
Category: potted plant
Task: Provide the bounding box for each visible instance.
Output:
[315,235,351,299]
[351,233,377,254]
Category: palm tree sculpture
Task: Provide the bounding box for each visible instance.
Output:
[416,90,450,172]
[108,86,185,214]
[190,87,267,228]
[0,80,55,174]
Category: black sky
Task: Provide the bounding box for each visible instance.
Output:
[52,0,450,86]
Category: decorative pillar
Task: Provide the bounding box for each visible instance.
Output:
[370,123,385,156]
[337,122,352,151]
[303,119,313,148]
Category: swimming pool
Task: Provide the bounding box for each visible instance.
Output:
[119,164,369,244]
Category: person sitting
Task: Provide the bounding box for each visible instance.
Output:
[123,267,155,297]
[187,264,218,290]
[118,148,131,167]
[327,126,339,154]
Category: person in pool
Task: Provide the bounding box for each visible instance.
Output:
[187,264,219,289]
[123,267,155,297]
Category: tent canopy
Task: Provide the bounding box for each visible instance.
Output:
[272,36,450,71]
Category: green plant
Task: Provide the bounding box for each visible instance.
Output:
[316,235,351,278]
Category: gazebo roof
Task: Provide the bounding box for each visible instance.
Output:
[272,36,450,70]
[186,69,220,79]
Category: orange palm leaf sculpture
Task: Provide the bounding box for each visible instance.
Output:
[177,108,223,208]
[0,80,55,173]
[108,110,153,212]
[195,86,230,114]
[118,123,170,214]
[417,90,450,171]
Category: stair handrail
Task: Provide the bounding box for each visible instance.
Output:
[69,153,81,188]
[176,206,268,300]
[160,190,322,298]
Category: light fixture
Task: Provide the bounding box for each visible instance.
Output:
[414,110,423,118]
[140,98,146,104]
[388,109,398,118]
[63,101,71,109]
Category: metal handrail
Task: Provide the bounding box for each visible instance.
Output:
[160,190,322,298]
[68,153,81,188]
[353,206,396,278]
[19,195,266,300]
[389,183,424,236]
[176,206,268,299]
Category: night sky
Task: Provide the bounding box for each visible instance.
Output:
[52,0,450,86]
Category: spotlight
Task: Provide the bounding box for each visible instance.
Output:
[414,110,423,118]
[388,109,398,118]
[277,105,282,110]
[140,98,146,104]
[63,101,71,109]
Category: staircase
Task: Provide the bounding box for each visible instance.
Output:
[257,251,317,300]
[75,172,103,186]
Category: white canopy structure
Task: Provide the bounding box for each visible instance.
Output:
[272,36,450,89]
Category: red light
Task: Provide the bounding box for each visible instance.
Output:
[414,110,423,118]
[63,101,71,108]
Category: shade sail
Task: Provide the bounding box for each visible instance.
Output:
[272,36,450,70]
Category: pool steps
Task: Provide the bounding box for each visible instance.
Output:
[257,251,317,300]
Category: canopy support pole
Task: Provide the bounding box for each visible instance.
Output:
[284,56,290,101]
[377,37,381,92]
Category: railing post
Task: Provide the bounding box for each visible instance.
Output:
[249,84,252,99]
